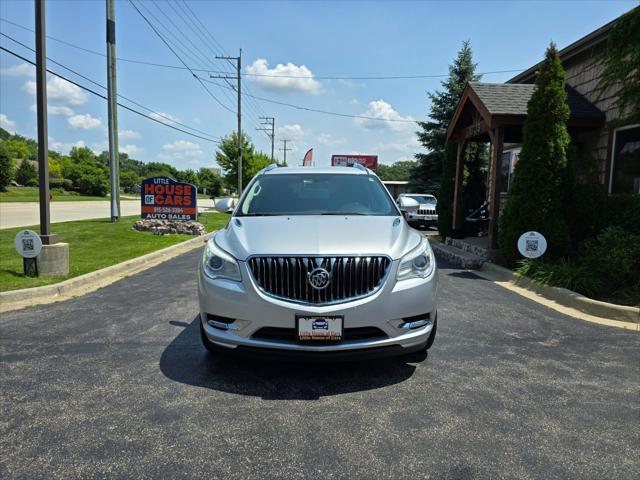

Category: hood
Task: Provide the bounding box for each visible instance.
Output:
[419,203,437,210]
[215,216,421,261]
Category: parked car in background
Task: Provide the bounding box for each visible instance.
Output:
[396,194,438,229]
[199,164,439,360]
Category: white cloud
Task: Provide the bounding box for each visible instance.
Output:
[317,133,345,146]
[1,62,34,77]
[160,140,204,161]
[246,58,321,95]
[120,144,143,155]
[0,113,16,133]
[376,137,421,153]
[354,100,415,132]
[31,104,75,116]
[277,123,305,140]
[22,76,88,106]
[119,129,141,140]
[150,111,180,124]
[67,113,102,130]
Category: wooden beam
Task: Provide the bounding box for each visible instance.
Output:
[488,127,504,249]
[452,140,466,232]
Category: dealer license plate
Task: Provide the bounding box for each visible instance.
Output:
[297,315,343,342]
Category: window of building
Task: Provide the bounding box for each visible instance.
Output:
[609,125,640,194]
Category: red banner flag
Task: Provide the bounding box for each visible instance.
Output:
[303,148,313,166]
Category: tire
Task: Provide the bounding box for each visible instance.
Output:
[425,316,437,350]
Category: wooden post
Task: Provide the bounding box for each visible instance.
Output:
[488,127,504,249]
[451,140,466,233]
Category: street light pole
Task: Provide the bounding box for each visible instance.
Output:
[34,0,56,245]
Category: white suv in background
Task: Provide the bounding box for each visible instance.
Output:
[396,194,438,229]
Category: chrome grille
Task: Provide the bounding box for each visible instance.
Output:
[417,208,436,215]
[247,256,391,304]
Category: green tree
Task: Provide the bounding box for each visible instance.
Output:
[377,160,417,181]
[2,138,30,160]
[66,147,109,196]
[499,43,571,264]
[198,167,224,196]
[216,132,270,190]
[598,7,640,123]
[0,142,16,191]
[120,170,141,192]
[413,40,481,193]
[16,160,38,186]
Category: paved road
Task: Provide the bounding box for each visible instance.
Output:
[1,250,638,479]
[0,200,216,229]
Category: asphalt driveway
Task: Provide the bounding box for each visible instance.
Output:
[1,249,638,479]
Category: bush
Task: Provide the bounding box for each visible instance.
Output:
[0,142,15,191]
[516,227,640,303]
[25,178,39,187]
[74,172,108,196]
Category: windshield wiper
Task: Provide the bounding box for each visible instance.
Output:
[242,212,280,216]
[320,212,368,216]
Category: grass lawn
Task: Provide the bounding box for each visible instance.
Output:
[0,187,110,203]
[0,213,229,292]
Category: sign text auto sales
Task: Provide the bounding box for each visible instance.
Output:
[141,177,197,221]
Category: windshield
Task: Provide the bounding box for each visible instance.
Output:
[406,195,437,204]
[238,173,399,216]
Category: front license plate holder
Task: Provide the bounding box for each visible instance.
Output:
[296,315,343,342]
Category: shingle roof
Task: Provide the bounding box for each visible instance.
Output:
[469,82,604,119]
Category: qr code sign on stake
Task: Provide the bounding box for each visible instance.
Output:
[525,239,538,252]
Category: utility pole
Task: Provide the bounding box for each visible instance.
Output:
[257,116,275,163]
[34,0,56,245]
[106,0,120,221]
[279,139,291,166]
[212,49,243,194]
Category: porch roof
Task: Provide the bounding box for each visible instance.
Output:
[446,82,604,142]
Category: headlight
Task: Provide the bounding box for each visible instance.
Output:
[397,237,433,281]
[202,237,242,281]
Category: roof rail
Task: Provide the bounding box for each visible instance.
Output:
[352,163,368,173]
[260,163,279,175]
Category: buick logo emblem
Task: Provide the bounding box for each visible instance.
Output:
[308,268,331,290]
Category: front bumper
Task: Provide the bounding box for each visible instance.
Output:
[198,259,438,355]
[406,213,438,224]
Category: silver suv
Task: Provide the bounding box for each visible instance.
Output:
[198,165,438,360]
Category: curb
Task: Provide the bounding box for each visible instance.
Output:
[477,261,639,325]
[0,233,213,313]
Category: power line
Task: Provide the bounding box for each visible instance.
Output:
[0,17,525,81]
[0,32,218,140]
[0,45,220,144]
[126,0,235,114]
[200,76,418,124]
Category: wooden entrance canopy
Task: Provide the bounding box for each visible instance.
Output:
[445,82,604,249]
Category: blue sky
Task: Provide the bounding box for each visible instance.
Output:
[0,0,636,169]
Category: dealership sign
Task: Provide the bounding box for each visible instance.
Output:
[141,177,197,221]
[331,154,378,170]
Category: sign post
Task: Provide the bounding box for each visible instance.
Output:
[141,177,198,221]
[15,230,43,277]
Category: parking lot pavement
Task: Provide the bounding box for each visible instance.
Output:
[1,249,638,479]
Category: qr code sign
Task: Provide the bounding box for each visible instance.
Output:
[525,239,538,252]
[22,238,34,252]
[144,194,155,204]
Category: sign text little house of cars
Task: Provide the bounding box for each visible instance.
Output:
[141,177,197,221]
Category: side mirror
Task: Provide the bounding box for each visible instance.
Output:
[214,197,236,214]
